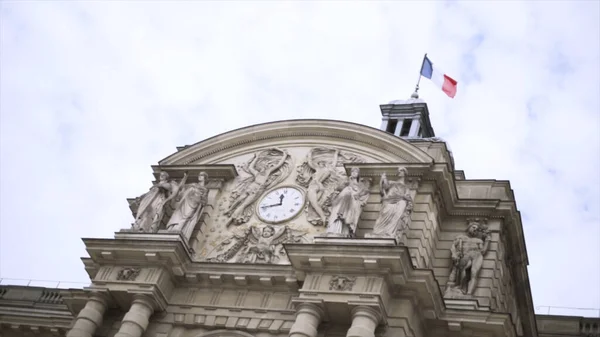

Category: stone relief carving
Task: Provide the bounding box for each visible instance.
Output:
[129,171,182,233]
[367,167,414,241]
[166,172,209,245]
[329,275,357,291]
[444,219,491,298]
[325,168,372,238]
[223,148,292,227]
[207,224,308,264]
[116,267,140,281]
[296,147,365,226]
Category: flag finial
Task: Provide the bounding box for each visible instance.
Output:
[412,53,427,100]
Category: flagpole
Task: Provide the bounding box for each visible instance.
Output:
[412,53,427,99]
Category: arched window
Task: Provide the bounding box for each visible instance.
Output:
[197,330,255,337]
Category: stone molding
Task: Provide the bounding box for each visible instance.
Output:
[0,286,76,333]
[158,120,435,165]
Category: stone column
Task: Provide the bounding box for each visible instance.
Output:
[346,306,381,337]
[114,294,155,337]
[66,292,108,337]
[288,302,324,337]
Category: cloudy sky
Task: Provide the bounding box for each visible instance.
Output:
[1,1,598,317]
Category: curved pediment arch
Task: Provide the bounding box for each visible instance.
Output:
[196,330,255,337]
[159,119,434,165]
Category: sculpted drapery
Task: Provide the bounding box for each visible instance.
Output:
[370,167,413,240]
[132,171,177,233]
[167,172,209,244]
[325,167,371,237]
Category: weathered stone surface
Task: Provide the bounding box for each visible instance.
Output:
[2,110,584,337]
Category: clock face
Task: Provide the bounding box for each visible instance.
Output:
[257,186,305,223]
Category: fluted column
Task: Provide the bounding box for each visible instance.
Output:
[346,306,381,337]
[66,292,108,337]
[288,302,324,337]
[114,294,155,337]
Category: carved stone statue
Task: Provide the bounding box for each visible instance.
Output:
[368,167,414,241]
[131,171,179,233]
[445,221,491,297]
[207,225,307,264]
[325,168,371,237]
[166,172,209,244]
[296,148,364,226]
[224,148,291,227]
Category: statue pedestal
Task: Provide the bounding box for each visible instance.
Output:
[113,230,194,255]
[313,236,398,246]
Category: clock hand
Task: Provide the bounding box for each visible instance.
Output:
[261,203,282,209]
[279,194,285,204]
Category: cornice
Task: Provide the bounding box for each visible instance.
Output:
[150,164,238,181]
[158,119,435,165]
[83,233,300,291]
[283,242,446,320]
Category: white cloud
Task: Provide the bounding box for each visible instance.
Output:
[1,1,598,314]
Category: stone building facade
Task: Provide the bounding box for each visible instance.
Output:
[0,99,598,337]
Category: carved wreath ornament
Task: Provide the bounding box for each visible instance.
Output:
[329,276,357,291]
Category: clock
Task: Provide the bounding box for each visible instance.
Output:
[257,186,305,223]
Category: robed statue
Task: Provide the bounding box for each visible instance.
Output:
[368,167,414,240]
[325,167,371,237]
[166,172,209,244]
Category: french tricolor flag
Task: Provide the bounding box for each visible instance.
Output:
[420,55,458,98]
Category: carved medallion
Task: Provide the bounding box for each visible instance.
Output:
[116,267,141,281]
[329,275,357,291]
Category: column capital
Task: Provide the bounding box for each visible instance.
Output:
[295,302,325,320]
[131,294,155,309]
[350,305,382,324]
[126,289,168,312]
[289,300,325,337]
[87,291,110,305]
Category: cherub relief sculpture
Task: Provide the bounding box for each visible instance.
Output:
[445,220,491,297]
[296,147,364,226]
[325,168,371,238]
[166,172,209,245]
[224,148,292,227]
[367,167,414,241]
[130,171,182,233]
[207,224,307,264]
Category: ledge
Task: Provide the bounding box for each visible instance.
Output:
[150,164,238,181]
[342,162,432,178]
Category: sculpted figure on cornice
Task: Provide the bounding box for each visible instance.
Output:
[367,167,414,241]
[130,171,183,233]
[166,172,209,245]
[206,224,307,264]
[445,220,491,298]
[296,147,365,226]
[223,148,292,227]
[325,167,371,238]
